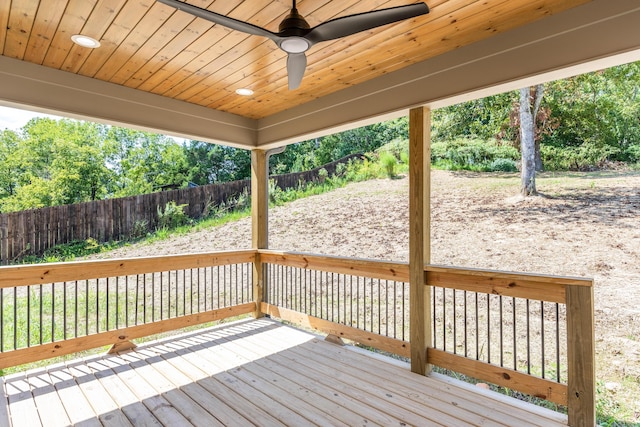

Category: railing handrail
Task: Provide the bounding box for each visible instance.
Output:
[427,263,592,286]
[258,249,592,302]
[259,249,410,282]
[0,249,256,288]
[426,264,593,304]
[0,250,256,369]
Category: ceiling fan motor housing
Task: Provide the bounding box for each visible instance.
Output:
[279,8,311,36]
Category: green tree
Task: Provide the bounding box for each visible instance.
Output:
[105,128,188,196]
[269,139,318,174]
[1,118,112,211]
[183,141,251,184]
[432,93,516,142]
[543,62,640,165]
[314,118,409,166]
[270,117,409,174]
[0,130,21,200]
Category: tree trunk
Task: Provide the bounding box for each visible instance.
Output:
[535,140,543,171]
[519,86,542,196]
[520,100,536,194]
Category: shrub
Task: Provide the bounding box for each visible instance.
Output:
[207,188,250,219]
[344,158,383,181]
[541,142,621,171]
[431,138,519,171]
[317,167,328,183]
[379,152,397,178]
[130,219,149,238]
[625,144,640,163]
[400,150,409,165]
[334,162,347,177]
[157,201,189,229]
[268,179,286,205]
[488,158,518,172]
[377,138,409,159]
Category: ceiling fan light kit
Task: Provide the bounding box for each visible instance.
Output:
[157,0,429,90]
[280,37,310,54]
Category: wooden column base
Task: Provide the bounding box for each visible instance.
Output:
[107,340,137,354]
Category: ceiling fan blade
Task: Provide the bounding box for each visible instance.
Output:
[305,3,429,44]
[287,53,307,90]
[157,0,278,40]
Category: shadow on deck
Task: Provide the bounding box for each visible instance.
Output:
[1,319,568,426]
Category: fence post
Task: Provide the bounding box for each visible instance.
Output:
[566,283,596,427]
[251,149,268,318]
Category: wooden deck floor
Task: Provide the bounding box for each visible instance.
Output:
[0,319,568,426]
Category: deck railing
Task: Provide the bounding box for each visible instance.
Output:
[258,250,594,425]
[426,266,594,410]
[260,250,411,356]
[0,249,594,424]
[0,250,255,369]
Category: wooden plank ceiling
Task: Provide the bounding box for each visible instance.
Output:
[0,0,591,120]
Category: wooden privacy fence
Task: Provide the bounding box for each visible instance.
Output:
[0,180,250,264]
[270,153,364,190]
[0,154,363,264]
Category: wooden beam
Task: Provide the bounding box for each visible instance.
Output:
[0,56,257,149]
[566,283,596,426]
[251,149,268,318]
[409,106,431,375]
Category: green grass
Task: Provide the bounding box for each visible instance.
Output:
[596,380,640,427]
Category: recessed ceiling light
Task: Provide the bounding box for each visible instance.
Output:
[235,88,254,96]
[71,34,101,48]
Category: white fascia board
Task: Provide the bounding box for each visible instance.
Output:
[0,56,258,149]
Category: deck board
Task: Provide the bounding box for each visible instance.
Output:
[1,319,569,427]
[85,358,163,426]
[63,362,134,427]
[26,371,72,427]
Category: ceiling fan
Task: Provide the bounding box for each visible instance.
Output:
[157,0,430,90]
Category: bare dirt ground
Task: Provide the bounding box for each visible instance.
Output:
[93,169,640,421]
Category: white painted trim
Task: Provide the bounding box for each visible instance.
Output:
[0,56,258,148]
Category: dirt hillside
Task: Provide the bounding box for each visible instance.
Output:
[92,169,640,419]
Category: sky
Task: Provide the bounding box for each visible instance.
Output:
[0,105,62,131]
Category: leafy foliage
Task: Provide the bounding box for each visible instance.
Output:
[379,151,398,178]
[432,92,516,142]
[184,141,251,184]
[157,201,190,230]
[543,63,640,162]
[432,61,640,171]
[269,117,409,174]
[431,138,519,171]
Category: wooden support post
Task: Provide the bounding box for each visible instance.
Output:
[409,106,432,375]
[566,283,596,427]
[251,149,268,319]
